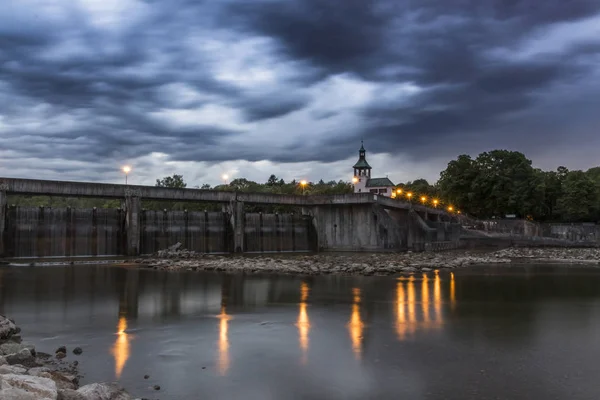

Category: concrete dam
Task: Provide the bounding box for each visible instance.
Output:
[0,178,460,258]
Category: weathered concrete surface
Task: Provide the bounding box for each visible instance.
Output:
[308,204,407,251]
[0,190,5,257]
[124,196,141,256]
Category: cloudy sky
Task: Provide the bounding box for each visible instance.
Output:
[1,0,599,187]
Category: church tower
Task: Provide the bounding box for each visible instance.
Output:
[353,141,371,178]
[351,141,395,196]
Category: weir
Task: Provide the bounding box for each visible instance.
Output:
[0,177,460,258]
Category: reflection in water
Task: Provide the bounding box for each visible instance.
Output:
[395,273,445,341]
[434,271,441,321]
[348,288,364,359]
[112,316,130,379]
[450,272,456,310]
[296,282,311,364]
[422,274,430,323]
[395,281,407,340]
[217,306,231,376]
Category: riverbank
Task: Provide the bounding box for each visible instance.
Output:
[0,315,134,400]
[133,246,600,276]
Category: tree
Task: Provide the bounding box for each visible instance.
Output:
[556,170,597,221]
[155,174,187,188]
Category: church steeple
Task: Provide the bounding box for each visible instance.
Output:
[352,140,371,178]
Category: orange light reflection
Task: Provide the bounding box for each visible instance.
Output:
[296,282,311,364]
[348,288,364,359]
[111,316,130,379]
[217,306,231,376]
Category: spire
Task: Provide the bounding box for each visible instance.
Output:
[360,140,365,152]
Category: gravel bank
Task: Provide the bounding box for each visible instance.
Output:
[134,245,600,276]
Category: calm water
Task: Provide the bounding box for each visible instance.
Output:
[1,264,600,400]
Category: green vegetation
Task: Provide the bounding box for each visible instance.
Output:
[437,150,600,222]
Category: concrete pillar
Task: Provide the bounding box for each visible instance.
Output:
[231,200,245,252]
[0,190,6,257]
[125,195,141,256]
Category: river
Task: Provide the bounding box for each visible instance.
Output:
[1,263,599,400]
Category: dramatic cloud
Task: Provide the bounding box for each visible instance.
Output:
[1,0,599,186]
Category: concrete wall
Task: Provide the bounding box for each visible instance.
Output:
[308,204,406,251]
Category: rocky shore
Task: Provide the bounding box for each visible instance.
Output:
[134,244,600,276]
[0,315,134,400]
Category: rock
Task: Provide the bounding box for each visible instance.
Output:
[0,343,27,356]
[0,316,18,341]
[56,346,67,354]
[8,334,22,344]
[77,383,133,400]
[6,349,36,367]
[58,389,87,400]
[56,352,67,360]
[143,375,149,379]
[0,365,28,375]
[153,385,160,391]
[27,367,50,376]
[168,242,182,251]
[0,373,58,400]
[47,371,78,390]
[72,347,83,356]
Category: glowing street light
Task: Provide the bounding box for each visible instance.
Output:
[420,196,427,204]
[352,176,359,184]
[396,188,402,195]
[448,206,454,212]
[300,180,308,195]
[122,166,131,184]
[433,199,439,207]
[406,192,413,201]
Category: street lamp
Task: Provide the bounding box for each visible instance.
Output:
[433,199,439,207]
[352,176,358,184]
[396,188,402,195]
[406,192,413,201]
[420,196,427,205]
[122,166,131,184]
[300,180,308,195]
[448,206,454,212]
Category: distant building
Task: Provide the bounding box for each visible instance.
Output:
[352,141,395,196]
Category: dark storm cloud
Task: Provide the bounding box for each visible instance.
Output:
[0,0,599,181]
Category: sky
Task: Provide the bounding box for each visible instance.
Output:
[1,0,599,187]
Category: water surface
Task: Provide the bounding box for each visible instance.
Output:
[1,264,599,400]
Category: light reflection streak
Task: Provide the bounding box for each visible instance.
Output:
[450,272,456,310]
[395,272,445,341]
[296,282,311,364]
[434,271,441,321]
[217,306,231,376]
[111,316,130,379]
[395,281,407,340]
[348,288,364,359]
[421,274,430,324]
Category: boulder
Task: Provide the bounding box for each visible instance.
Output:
[0,343,35,357]
[77,383,132,400]
[0,316,18,341]
[6,349,37,367]
[0,365,28,375]
[58,389,87,400]
[0,373,58,400]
